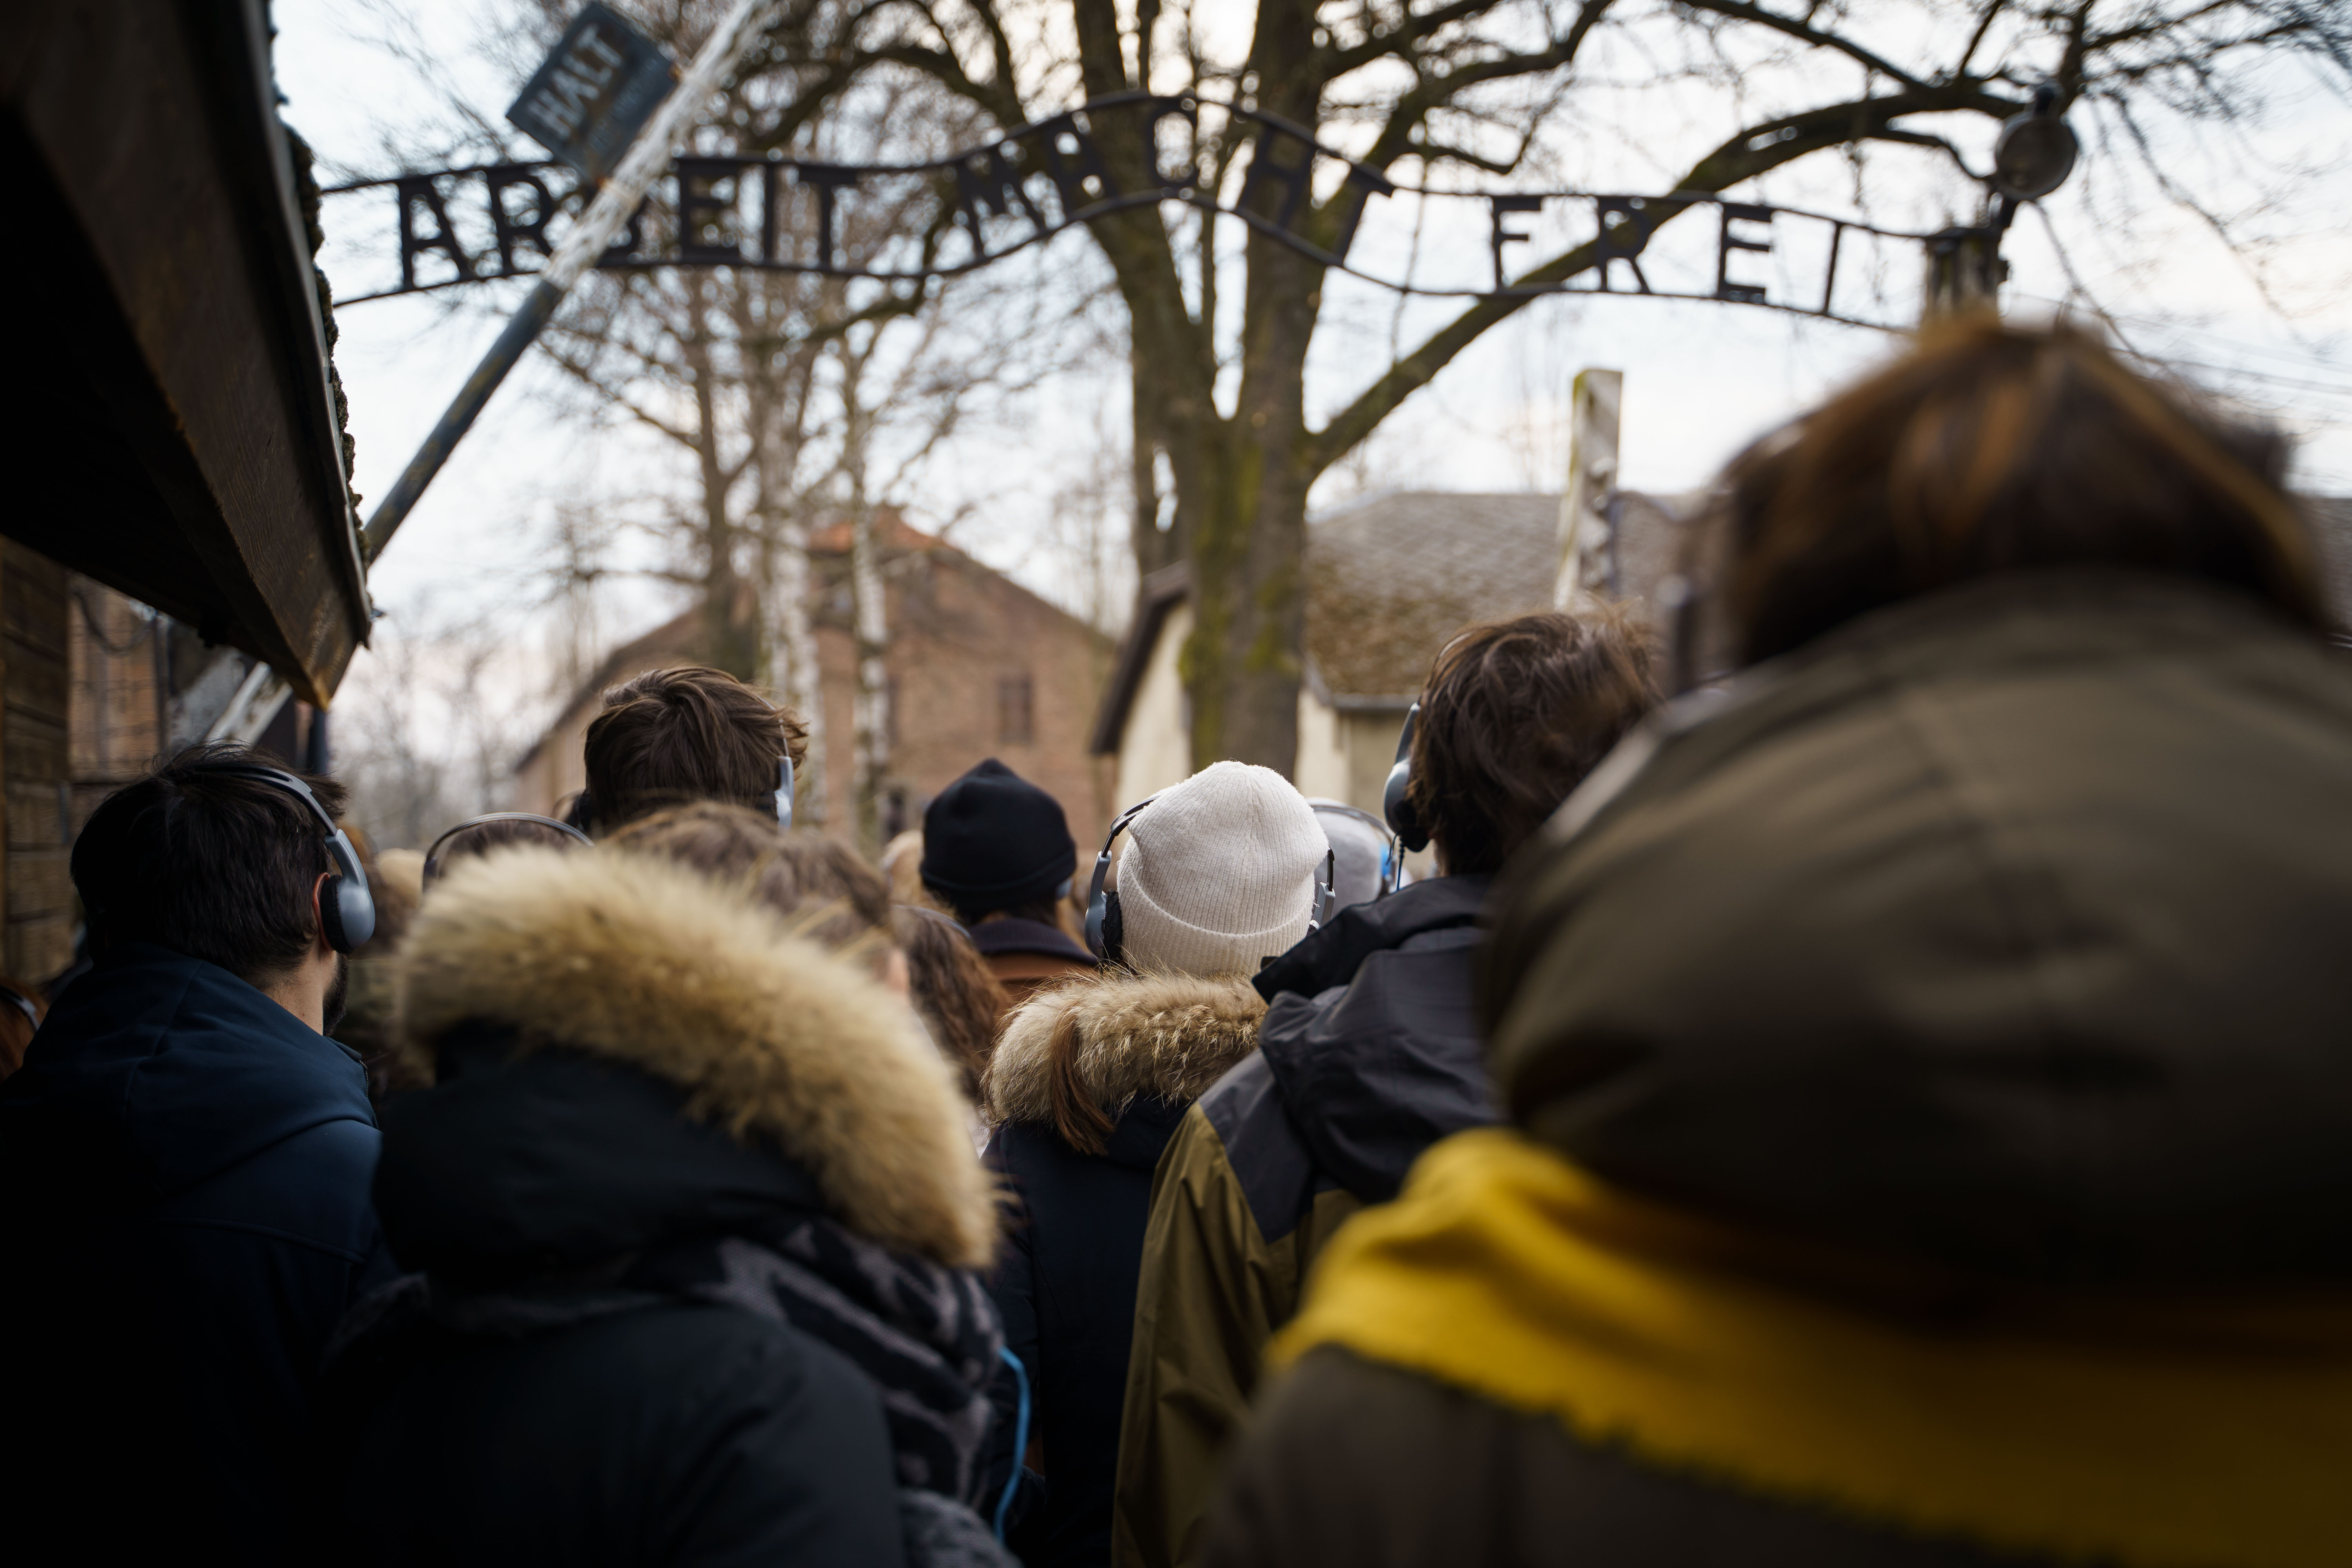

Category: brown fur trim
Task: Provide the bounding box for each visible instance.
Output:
[395,846,996,1269]
[985,971,1265,1129]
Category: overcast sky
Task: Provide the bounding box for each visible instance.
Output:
[276,0,2352,774]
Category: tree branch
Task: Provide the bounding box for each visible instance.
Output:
[1679,1,1928,91]
[1305,80,2016,476]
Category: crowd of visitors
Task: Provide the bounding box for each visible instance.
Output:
[3,318,2347,1567]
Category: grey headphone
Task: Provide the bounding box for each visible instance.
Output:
[423,813,594,883]
[1083,795,1337,964]
[198,764,377,953]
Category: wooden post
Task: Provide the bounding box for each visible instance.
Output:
[1922,225,2004,322]
[1556,369,1623,609]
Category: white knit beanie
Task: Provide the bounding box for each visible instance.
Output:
[1117,761,1329,977]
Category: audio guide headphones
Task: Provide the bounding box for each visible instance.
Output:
[1381,702,1431,854]
[198,763,378,954]
[567,755,796,836]
[1082,795,1157,964]
[1309,800,1403,907]
[423,813,595,884]
[1084,794,1339,965]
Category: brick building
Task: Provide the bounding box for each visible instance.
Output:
[515,515,1117,850]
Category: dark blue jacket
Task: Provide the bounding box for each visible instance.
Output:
[0,943,392,1563]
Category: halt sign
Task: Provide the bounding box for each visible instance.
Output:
[506,3,678,182]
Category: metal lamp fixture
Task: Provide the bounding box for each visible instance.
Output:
[1991,83,2080,202]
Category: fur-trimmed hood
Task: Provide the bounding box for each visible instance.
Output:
[985,971,1264,1130]
[395,846,996,1269]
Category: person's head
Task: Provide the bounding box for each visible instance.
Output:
[1403,610,1661,875]
[1112,761,1328,977]
[892,904,1007,1102]
[71,744,355,1023]
[605,802,899,984]
[579,665,809,834]
[423,814,591,888]
[1714,317,2329,667]
[920,759,1077,926]
[1307,800,1402,912]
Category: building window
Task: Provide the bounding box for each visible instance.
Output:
[998,674,1034,746]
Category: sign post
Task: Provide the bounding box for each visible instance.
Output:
[358,0,778,565]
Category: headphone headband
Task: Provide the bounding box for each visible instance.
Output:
[424,812,595,883]
[1083,795,1160,963]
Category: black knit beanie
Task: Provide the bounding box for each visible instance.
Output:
[919,759,1077,916]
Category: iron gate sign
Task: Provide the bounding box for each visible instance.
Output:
[506,2,679,181]
[327,92,1951,328]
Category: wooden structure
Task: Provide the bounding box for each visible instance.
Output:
[0,1,368,978]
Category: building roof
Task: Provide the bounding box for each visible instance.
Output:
[1304,490,1566,705]
[515,514,1104,773]
[2307,498,2352,624]
[1089,491,1572,755]
[7,0,372,704]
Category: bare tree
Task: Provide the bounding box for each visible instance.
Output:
[765,0,2352,772]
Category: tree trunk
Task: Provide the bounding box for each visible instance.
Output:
[762,514,829,827]
[838,341,890,852]
[848,498,889,851]
[1161,0,1325,775]
[682,276,757,679]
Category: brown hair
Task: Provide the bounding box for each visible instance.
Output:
[604,802,890,959]
[893,905,1007,1101]
[581,666,810,833]
[1719,317,2329,664]
[1405,610,1661,875]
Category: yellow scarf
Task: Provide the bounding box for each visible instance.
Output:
[1274,1128,2352,1568]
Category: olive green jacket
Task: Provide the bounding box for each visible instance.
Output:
[1200,572,2352,1568]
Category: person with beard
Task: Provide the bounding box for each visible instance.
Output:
[0,742,394,1563]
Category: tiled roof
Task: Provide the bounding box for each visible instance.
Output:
[1305,491,1565,701]
[2305,497,2352,624]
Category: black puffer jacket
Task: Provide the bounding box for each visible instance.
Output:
[984,973,1265,1568]
[318,847,1009,1568]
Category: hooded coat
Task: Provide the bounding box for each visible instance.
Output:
[984,973,1265,1568]
[316,847,1006,1568]
[1208,572,2352,1568]
[0,944,393,1563]
[1111,877,1494,1568]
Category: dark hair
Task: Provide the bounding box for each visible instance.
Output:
[1406,610,1660,875]
[1720,317,2329,664]
[423,818,586,886]
[71,742,349,985]
[893,905,1007,1100]
[961,896,1070,933]
[581,666,809,832]
[604,802,891,956]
